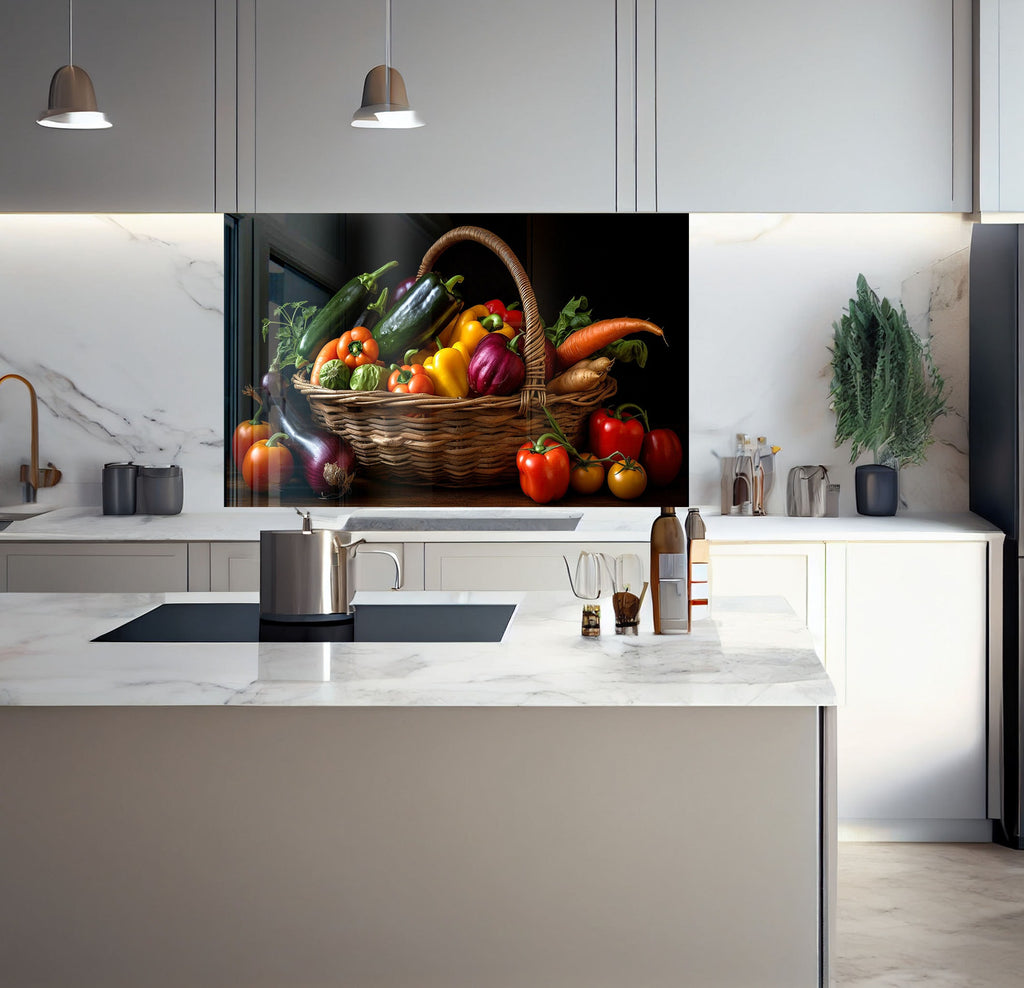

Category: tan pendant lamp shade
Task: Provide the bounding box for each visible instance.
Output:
[351,0,423,128]
[37,1,112,130]
[351,65,423,128]
[38,64,111,129]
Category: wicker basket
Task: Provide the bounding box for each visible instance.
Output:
[292,225,617,487]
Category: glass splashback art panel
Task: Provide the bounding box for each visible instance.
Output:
[225,213,687,510]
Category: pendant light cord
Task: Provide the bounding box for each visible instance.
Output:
[69,0,74,66]
[384,0,391,106]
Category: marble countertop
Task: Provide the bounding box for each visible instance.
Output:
[0,504,1004,544]
[0,590,836,708]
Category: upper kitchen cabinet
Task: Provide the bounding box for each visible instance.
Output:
[0,0,216,212]
[243,0,618,212]
[653,0,972,212]
[976,0,1024,214]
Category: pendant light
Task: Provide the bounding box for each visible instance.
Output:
[351,0,423,129]
[37,0,112,129]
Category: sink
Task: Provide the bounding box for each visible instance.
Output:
[92,601,516,644]
[0,504,55,522]
[340,510,582,532]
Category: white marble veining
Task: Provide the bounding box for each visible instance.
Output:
[0,590,836,707]
[0,211,985,522]
[0,214,224,511]
[0,504,1001,544]
[689,213,975,517]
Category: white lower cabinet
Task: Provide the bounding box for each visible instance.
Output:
[835,541,990,841]
[0,531,995,841]
[708,542,826,659]
[423,542,649,592]
[0,542,188,593]
[205,541,424,592]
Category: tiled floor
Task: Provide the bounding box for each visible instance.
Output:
[835,842,1024,986]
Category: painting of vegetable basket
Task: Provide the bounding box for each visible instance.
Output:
[229,215,686,508]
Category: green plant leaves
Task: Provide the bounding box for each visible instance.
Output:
[828,274,946,467]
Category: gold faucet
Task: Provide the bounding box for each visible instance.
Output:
[0,374,61,503]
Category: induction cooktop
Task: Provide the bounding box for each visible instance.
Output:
[92,601,516,644]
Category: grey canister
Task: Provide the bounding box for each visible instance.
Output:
[102,462,137,515]
[136,465,183,515]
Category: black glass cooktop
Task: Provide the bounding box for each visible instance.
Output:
[92,602,516,644]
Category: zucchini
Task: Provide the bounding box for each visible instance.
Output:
[374,273,464,362]
[296,259,397,361]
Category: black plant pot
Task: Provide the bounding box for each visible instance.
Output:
[855,464,899,516]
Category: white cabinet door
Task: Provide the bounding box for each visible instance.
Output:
[208,542,260,592]
[655,0,971,211]
[424,542,648,592]
[707,542,825,660]
[977,0,1024,211]
[1,543,188,593]
[0,0,215,211]
[248,0,617,212]
[837,541,989,841]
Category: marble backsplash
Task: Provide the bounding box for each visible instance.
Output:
[688,213,975,516]
[0,214,224,511]
[0,212,978,517]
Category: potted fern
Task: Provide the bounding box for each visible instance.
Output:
[828,274,946,515]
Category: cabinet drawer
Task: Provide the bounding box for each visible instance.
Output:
[1,543,188,593]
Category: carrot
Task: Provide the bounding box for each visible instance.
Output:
[555,318,664,367]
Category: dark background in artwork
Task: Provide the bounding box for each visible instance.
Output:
[226,213,688,509]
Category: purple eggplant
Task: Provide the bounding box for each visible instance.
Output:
[467,332,526,397]
[265,391,356,497]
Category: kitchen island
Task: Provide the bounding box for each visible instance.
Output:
[0,590,836,988]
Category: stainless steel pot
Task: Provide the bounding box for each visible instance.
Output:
[259,510,401,619]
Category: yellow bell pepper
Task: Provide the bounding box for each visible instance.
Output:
[404,339,439,366]
[423,345,470,398]
[438,304,489,348]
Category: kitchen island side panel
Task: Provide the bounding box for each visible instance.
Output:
[0,705,826,988]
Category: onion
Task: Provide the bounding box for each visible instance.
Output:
[392,275,418,305]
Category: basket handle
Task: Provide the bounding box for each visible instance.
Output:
[417,225,546,414]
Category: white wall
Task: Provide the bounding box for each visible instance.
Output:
[0,212,976,518]
[688,214,974,516]
[0,215,224,511]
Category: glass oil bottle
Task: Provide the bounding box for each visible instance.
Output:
[650,506,688,634]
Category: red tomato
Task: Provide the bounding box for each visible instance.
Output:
[641,427,683,486]
[569,452,605,494]
[607,459,648,500]
[241,433,294,491]
[588,405,645,462]
[517,436,570,504]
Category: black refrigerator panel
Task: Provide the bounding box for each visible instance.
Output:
[999,550,1024,848]
[969,223,1021,541]
[969,222,1024,849]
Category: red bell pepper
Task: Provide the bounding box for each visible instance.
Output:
[485,298,524,331]
[640,427,683,486]
[517,433,570,504]
[588,403,647,462]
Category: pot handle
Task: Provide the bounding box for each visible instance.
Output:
[333,536,402,590]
